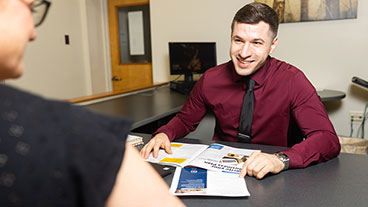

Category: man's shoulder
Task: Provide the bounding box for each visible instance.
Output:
[202,61,233,79]
[268,57,315,94]
[270,57,301,74]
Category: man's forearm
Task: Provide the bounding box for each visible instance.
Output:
[282,130,340,168]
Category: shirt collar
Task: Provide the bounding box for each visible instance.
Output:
[230,56,272,88]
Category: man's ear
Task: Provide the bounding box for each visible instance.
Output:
[270,36,278,54]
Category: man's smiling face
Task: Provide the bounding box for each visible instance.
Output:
[230,21,278,76]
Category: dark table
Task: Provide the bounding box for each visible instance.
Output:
[82,86,346,131]
[82,85,187,129]
[135,133,368,207]
[81,85,357,206]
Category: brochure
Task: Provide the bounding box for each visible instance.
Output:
[169,167,250,197]
[147,142,260,174]
[126,134,144,146]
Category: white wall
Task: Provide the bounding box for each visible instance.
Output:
[150,0,246,83]
[275,1,368,138]
[86,0,112,94]
[6,0,93,100]
[150,0,368,138]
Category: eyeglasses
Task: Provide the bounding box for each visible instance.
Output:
[31,0,51,27]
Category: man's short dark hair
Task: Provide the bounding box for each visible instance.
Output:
[231,2,279,39]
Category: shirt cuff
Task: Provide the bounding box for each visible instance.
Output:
[278,148,304,169]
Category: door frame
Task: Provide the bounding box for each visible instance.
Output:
[107,0,153,92]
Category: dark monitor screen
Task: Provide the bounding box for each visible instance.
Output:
[169,42,217,82]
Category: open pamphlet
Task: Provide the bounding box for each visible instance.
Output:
[147,142,260,174]
[169,167,249,197]
[126,134,144,146]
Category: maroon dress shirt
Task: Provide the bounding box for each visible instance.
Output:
[155,57,340,168]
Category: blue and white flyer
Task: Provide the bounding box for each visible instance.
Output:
[147,143,260,174]
[170,167,250,197]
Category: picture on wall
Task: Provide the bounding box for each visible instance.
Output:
[255,0,358,23]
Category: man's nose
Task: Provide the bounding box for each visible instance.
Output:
[30,28,37,41]
[239,42,251,58]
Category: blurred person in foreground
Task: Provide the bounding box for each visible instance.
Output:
[0,0,183,206]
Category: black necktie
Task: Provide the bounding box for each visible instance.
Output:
[238,78,255,143]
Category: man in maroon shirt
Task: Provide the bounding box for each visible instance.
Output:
[141,3,340,179]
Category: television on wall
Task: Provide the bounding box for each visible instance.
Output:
[169,42,217,82]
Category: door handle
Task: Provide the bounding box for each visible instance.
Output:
[112,76,122,81]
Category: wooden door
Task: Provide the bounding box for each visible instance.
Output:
[108,0,153,92]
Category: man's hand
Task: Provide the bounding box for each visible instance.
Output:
[140,133,172,159]
[239,152,284,179]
